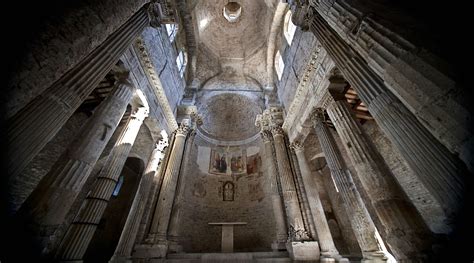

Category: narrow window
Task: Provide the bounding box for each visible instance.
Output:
[284,11,297,45]
[165,24,178,43]
[112,175,124,197]
[176,50,187,78]
[275,50,285,81]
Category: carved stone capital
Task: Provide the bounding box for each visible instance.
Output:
[175,123,190,137]
[260,130,273,142]
[147,0,178,28]
[271,126,285,137]
[310,108,325,125]
[290,141,304,152]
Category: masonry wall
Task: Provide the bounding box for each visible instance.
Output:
[177,135,276,252]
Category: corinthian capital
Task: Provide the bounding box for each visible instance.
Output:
[147,0,177,28]
[290,141,304,152]
[260,130,273,142]
[175,122,190,136]
[310,108,325,125]
[270,126,285,136]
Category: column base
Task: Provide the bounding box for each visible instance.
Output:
[271,240,287,251]
[131,243,168,259]
[361,251,393,263]
[286,241,320,261]
[321,251,349,262]
[108,255,132,263]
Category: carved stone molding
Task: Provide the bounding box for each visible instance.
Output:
[290,141,304,152]
[134,38,178,131]
[260,130,273,142]
[282,45,322,131]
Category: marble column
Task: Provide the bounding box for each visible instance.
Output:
[308,9,467,221]
[288,146,317,240]
[270,126,307,241]
[260,130,288,249]
[146,123,190,252]
[110,138,168,262]
[312,112,389,262]
[291,142,346,262]
[56,106,148,261]
[7,6,149,179]
[167,129,196,252]
[17,82,135,253]
[327,99,432,260]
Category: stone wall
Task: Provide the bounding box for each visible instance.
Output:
[177,135,276,252]
[276,28,318,110]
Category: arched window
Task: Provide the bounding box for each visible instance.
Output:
[176,50,187,78]
[165,23,178,43]
[275,50,284,81]
[283,11,297,45]
[112,175,124,197]
[223,182,234,201]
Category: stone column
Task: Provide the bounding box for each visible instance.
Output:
[110,138,168,262]
[145,122,190,256]
[17,82,135,253]
[7,6,149,179]
[270,126,307,240]
[56,106,149,261]
[167,129,196,252]
[327,99,432,260]
[312,112,390,262]
[308,9,467,222]
[288,146,317,240]
[260,130,287,249]
[291,142,346,262]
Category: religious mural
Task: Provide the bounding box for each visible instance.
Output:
[209,146,247,175]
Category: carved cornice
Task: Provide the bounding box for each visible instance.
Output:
[282,45,322,131]
[134,38,179,131]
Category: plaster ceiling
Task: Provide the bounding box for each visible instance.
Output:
[197,93,263,141]
[194,0,271,59]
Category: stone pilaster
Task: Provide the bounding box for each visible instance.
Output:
[7,6,149,179]
[270,126,308,241]
[291,142,347,262]
[308,8,467,223]
[260,130,287,249]
[110,138,168,262]
[17,82,135,254]
[312,111,389,262]
[327,99,432,260]
[56,106,149,261]
[144,122,190,257]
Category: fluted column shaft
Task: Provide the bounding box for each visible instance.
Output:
[110,139,167,262]
[17,82,135,252]
[309,9,466,220]
[271,127,307,240]
[147,124,189,243]
[57,107,148,261]
[327,100,432,260]
[292,144,342,260]
[261,131,288,244]
[289,147,317,240]
[313,115,387,261]
[167,130,196,248]
[7,6,149,179]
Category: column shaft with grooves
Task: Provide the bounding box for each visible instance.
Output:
[261,131,287,243]
[309,9,467,220]
[57,107,148,261]
[167,130,196,246]
[292,143,343,260]
[148,124,189,242]
[111,139,167,261]
[7,6,149,179]
[271,127,306,239]
[289,146,317,239]
[17,82,135,252]
[313,114,387,261]
[327,100,432,260]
